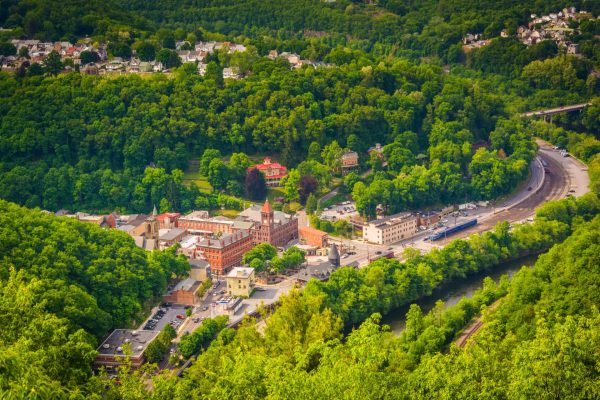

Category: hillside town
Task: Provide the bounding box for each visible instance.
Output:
[463,6,597,53]
[0,38,331,76]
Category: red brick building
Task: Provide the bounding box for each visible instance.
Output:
[162,278,201,306]
[299,225,328,248]
[157,212,180,229]
[177,211,236,235]
[237,201,298,247]
[195,230,253,276]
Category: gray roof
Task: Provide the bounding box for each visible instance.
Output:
[197,230,251,249]
[173,277,200,292]
[226,267,254,279]
[190,259,210,269]
[237,205,293,225]
[233,220,254,230]
[159,228,186,241]
[133,236,157,251]
[328,243,340,261]
[96,329,160,357]
[367,212,416,229]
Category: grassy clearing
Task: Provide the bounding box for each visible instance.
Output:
[216,209,241,218]
[182,171,213,193]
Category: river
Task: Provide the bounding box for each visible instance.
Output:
[381,255,539,335]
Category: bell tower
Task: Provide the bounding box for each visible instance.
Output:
[145,205,159,240]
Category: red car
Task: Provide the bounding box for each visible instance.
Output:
[176,314,186,320]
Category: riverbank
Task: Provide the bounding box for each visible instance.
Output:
[381,254,539,335]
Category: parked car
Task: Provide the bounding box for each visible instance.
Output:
[202,306,208,311]
[176,314,186,320]
[192,317,200,323]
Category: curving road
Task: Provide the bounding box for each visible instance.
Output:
[334,139,589,266]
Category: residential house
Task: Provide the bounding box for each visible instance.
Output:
[340,150,359,173]
[248,157,288,187]
[223,66,241,79]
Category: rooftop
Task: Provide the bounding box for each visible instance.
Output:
[368,212,417,229]
[190,259,210,270]
[159,228,186,241]
[172,277,201,292]
[197,230,251,249]
[226,267,255,279]
[237,204,293,225]
[96,329,160,358]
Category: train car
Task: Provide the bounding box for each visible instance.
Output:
[428,219,478,241]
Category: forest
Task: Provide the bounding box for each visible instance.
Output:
[0,53,596,214]
[0,0,599,398]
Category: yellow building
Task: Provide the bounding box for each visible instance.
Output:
[225,267,256,297]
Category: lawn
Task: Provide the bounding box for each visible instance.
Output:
[182,171,213,193]
[216,209,241,218]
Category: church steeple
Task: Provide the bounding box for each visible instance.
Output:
[145,206,159,240]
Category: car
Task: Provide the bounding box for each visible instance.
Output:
[569,188,576,193]
[341,253,349,259]
[255,287,266,291]
[176,314,186,320]
[323,207,329,211]
[220,290,226,294]
[192,317,200,323]
[375,251,382,255]
[526,217,534,222]
[201,306,208,311]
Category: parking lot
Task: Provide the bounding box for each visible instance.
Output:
[320,201,359,221]
[140,304,187,332]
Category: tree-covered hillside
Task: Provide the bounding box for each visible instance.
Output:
[0,200,191,396]
[0,56,554,213]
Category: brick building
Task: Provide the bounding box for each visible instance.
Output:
[177,211,236,235]
[158,227,187,249]
[340,151,359,174]
[94,329,160,369]
[237,200,298,247]
[162,278,202,306]
[195,230,253,276]
[299,225,328,248]
[157,212,180,229]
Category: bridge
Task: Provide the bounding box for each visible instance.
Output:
[520,102,592,121]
